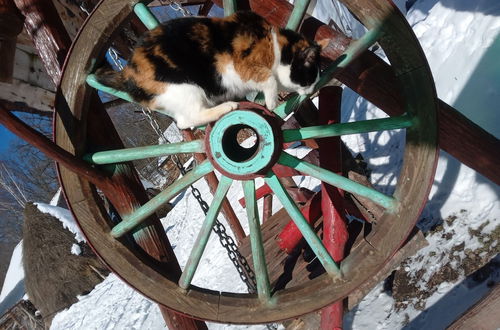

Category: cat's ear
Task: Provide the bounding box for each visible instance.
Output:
[302,46,320,67]
[317,38,330,50]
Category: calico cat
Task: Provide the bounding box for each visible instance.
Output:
[95,11,328,129]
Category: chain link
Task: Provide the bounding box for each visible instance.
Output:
[159,0,193,17]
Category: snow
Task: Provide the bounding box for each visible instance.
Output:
[0,241,25,316]
[49,187,62,206]
[51,274,165,330]
[71,244,82,256]
[51,0,499,329]
[35,202,86,243]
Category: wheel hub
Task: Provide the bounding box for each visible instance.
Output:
[205,109,283,180]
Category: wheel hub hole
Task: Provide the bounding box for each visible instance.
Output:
[222,125,259,162]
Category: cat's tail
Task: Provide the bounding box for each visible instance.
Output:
[93,67,127,91]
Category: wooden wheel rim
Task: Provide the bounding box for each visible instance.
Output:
[54,0,438,323]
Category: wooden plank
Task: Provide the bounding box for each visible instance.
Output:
[52,0,87,40]
[447,284,500,330]
[0,79,54,112]
[13,45,56,92]
[13,0,72,85]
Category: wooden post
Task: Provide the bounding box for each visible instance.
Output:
[318,86,348,330]
[0,0,24,82]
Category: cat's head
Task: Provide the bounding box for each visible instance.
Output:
[276,29,329,95]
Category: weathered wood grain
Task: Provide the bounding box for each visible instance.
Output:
[447,284,500,330]
[0,79,54,112]
[13,0,71,85]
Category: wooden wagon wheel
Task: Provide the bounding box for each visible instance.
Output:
[54,0,438,323]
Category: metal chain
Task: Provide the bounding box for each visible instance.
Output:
[107,38,257,294]
[171,153,257,293]
[159,0,193,17]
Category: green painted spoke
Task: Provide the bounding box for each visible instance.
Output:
[223,0,237,16]
[134,3,160,30]
[278,152,396,210]
[265,172,341,277]
[273,26,383,119]
[87,74,134,102]
[315,25,383,90]
[283,114,414,143]
[286,0,311,31]
[111,160,214,238]
[273,94,308,120]
[243,180,272,302]
[179,175,233,289]
[84,140,205,165]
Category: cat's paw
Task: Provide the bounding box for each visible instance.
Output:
[265,98,277,110]
[224,101,239,112]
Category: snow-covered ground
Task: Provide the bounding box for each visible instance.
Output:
[2,0,497,329]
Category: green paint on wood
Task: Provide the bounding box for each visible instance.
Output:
[87,74,134,102]
[282,114,414,142]
[278,152,396,210]
[223,0,237,16]
[265,172,341,277]
[179,175,233,289]
[209,110,276,175]
[134,3,160,30]
[111,160,214,238]
[84,140,205,164]
[273,94,308,120]
[243,179,272,303]
[285,0,311,31]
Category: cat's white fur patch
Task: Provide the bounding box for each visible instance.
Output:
[153,83,239,129]
[271,28,318,96]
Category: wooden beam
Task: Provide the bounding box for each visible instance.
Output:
[0,79,54,112]
[13,0,71,85]
[51,0,87,40]
[447,284,500,330]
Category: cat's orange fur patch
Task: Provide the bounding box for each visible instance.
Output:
[215,52,232,74]
[277,34,288,49]
[190,23,211,53]
[125,48,166,96]
[231,33,274,82]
